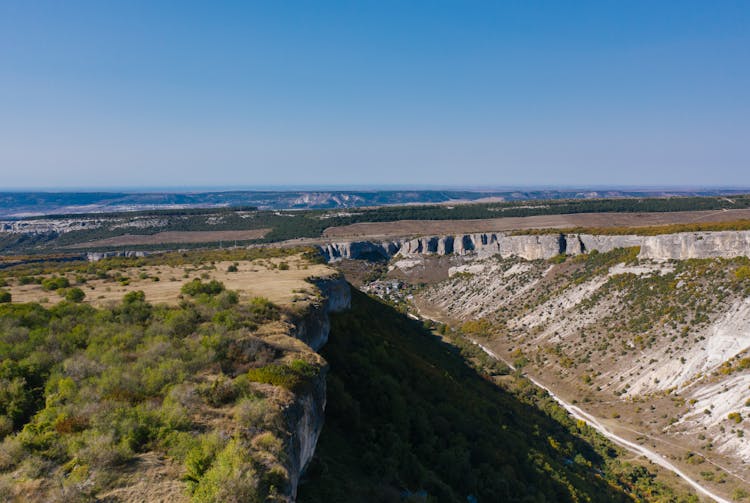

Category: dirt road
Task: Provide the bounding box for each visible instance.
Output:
[473,341,731,503]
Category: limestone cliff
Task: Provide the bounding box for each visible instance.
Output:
[320,230,750,262]
[284,277,351,500]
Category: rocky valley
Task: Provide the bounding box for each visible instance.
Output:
[321,227,750,501]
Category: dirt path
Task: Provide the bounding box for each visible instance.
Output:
[472,341,732,503]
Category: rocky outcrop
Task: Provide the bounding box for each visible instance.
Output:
[284,369,328,499]
[320,230,750,262]
[87,250,150,261]
[574,234,643,255]
[284,276,351,500]
[639,231,750,260]
[291,276,351,351]
[320,233,565,261]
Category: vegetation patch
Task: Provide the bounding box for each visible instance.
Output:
[246,360,319,392]
[0,257,327,501]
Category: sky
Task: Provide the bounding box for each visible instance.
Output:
[1,1,748,190]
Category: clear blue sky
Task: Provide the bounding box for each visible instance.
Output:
[1,1,748,189]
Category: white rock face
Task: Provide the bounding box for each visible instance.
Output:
[320,230,750,263]
[607,262,675,277]
[514,277,609,333]
[679,374,750,462]
[321,233,565,261]
[623,297,750,396]
[639,231,750,260]
[498,234,562,260]
[577,234,643,254]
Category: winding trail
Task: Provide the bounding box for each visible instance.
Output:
[472,341,732,503]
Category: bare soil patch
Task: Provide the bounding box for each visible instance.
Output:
[67,229,270,248]
[323,208,750,239]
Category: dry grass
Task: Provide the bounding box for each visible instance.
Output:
[97,452,188,503]
[7,254,335,308]
[322,208,750,239]
[66,229,270,248]
[513,219,750,236]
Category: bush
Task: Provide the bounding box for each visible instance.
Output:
[41,276,70,291]
[184,435,223,490]
[0,291,10,304]
[246,360,318,391]
[119,290,152,324]
[191,439,260,503]
[0,416,13,439]
[548,254,567,264]
[247,297,279,323]
[235,398,275,430]
[735,265,750,281]
[181,279,225,297]
[64,288,86,303]
[227,264,238,273]
[201,375,238,407]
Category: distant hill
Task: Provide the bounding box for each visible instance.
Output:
[2,188,748,218]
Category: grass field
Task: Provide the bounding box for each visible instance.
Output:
[6,254,333,308]
[65,229,271,248]
[322,208,750,239]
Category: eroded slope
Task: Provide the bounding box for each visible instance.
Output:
[416,247,750,499]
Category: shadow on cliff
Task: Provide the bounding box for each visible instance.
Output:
[297,288,683,503]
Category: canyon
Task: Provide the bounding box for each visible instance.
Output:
[320,228,750,501]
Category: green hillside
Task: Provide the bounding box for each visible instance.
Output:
[298,289,695,503]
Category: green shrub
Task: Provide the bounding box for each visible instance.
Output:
[246,360,317,391]
[247,297,279,323]
[41,276,70,291]
[548,254,567,264]
[63,288,85,303]
[181,279,225,297]
[227,264,238,273]
[201,375,238,407]
[118,290,152,324]
[191,439,260,503]
[0,416,13,439]
[0,290,10,304]
[184,433,224,491]
[214,291,239,310]
[735,265,750,281]
[235,398,275,429]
